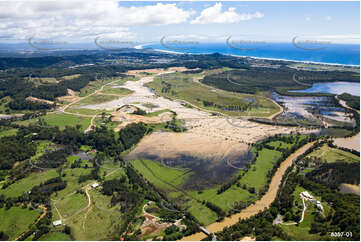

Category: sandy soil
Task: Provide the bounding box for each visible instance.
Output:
[78,72,211,120]
[112,111,173,131]
[127,67,188,75]
[333,133,360,152]
[339,183,360,195]
[128,129,249,162]
[26,96,54,105]
[181,141,316,241]
[128,117,315,168]
[57,89,80,103]
[241,236,256,241]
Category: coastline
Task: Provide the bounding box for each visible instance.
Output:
[136,44,360,67]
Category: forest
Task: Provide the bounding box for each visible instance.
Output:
[202,67,359,95]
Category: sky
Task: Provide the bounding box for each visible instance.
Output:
[0,0,359,45]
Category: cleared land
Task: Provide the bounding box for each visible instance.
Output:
[0,207,40,240]
[307,144,360,163]
[15,113,91,131]
[334,133,360,152]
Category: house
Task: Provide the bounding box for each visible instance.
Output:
[87,149,96,155]
[53,220,62,226]
[92,183,99,189]
[301,191,313,200]
[316,201,324,211]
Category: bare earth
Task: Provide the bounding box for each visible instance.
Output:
[339,183,360,195]
[127,67,188,76]
[112,111,173,131]
[75,69,318,168]
[57,89,80,103]
[333,133,360,152]
[129,118,315,164]
[26,96,54,105]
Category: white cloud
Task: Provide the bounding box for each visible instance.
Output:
[0,1,194,41]
[190,3,263,24]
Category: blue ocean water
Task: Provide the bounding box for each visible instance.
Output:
[144,42,360,66]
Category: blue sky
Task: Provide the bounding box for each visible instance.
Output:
[0,1,359,44]
[122,1,360,43]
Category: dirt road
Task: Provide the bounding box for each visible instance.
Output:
[181,141,315,241]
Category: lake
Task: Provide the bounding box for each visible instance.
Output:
[291,82,360,96]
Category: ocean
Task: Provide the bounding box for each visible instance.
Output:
[142,42,360,66]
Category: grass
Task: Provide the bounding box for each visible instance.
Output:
[0,128,18,138]
[62,74,81,80]
[145,109,172,117]
[146,72,279,117]
[239,148,282,191]
[132,159,189,191]
[100,86,133,96]
[15,113,91,131]
[38,232,72,241]
[0,170,59,198]
[78,76,137,98]
[75,94,121,106]
[66,107,104,116]
[307,144,360,163]
[0,207,40,240]
[79,78,117,97]
[52,192,88,220]
[267,141,293,149]
[50,168,93,199]
[65,194,124,240]
[90,189,122,212]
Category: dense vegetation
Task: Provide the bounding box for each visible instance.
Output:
[338,93,360,110]
[202,67,359,95]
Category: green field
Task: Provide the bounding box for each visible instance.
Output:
[0,207,40,240]
[0,128,18,138]
[15,113,91,131]
[146,72,279,117]
[50,168,93,199]
[64,193,125,240]
[307,144,360,163]
[0,170,59,198]
[38,231,72,241]
[74,94,122,106]
[239,148,282,190]
[100,86,133,96]
[132,159,189,191]
[78,76,138,97]
[52,193,88,220]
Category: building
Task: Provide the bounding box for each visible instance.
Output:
[316,201,324,211]
[53,220,62,226]
[301,191,313,200]
[92,183,99,189]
